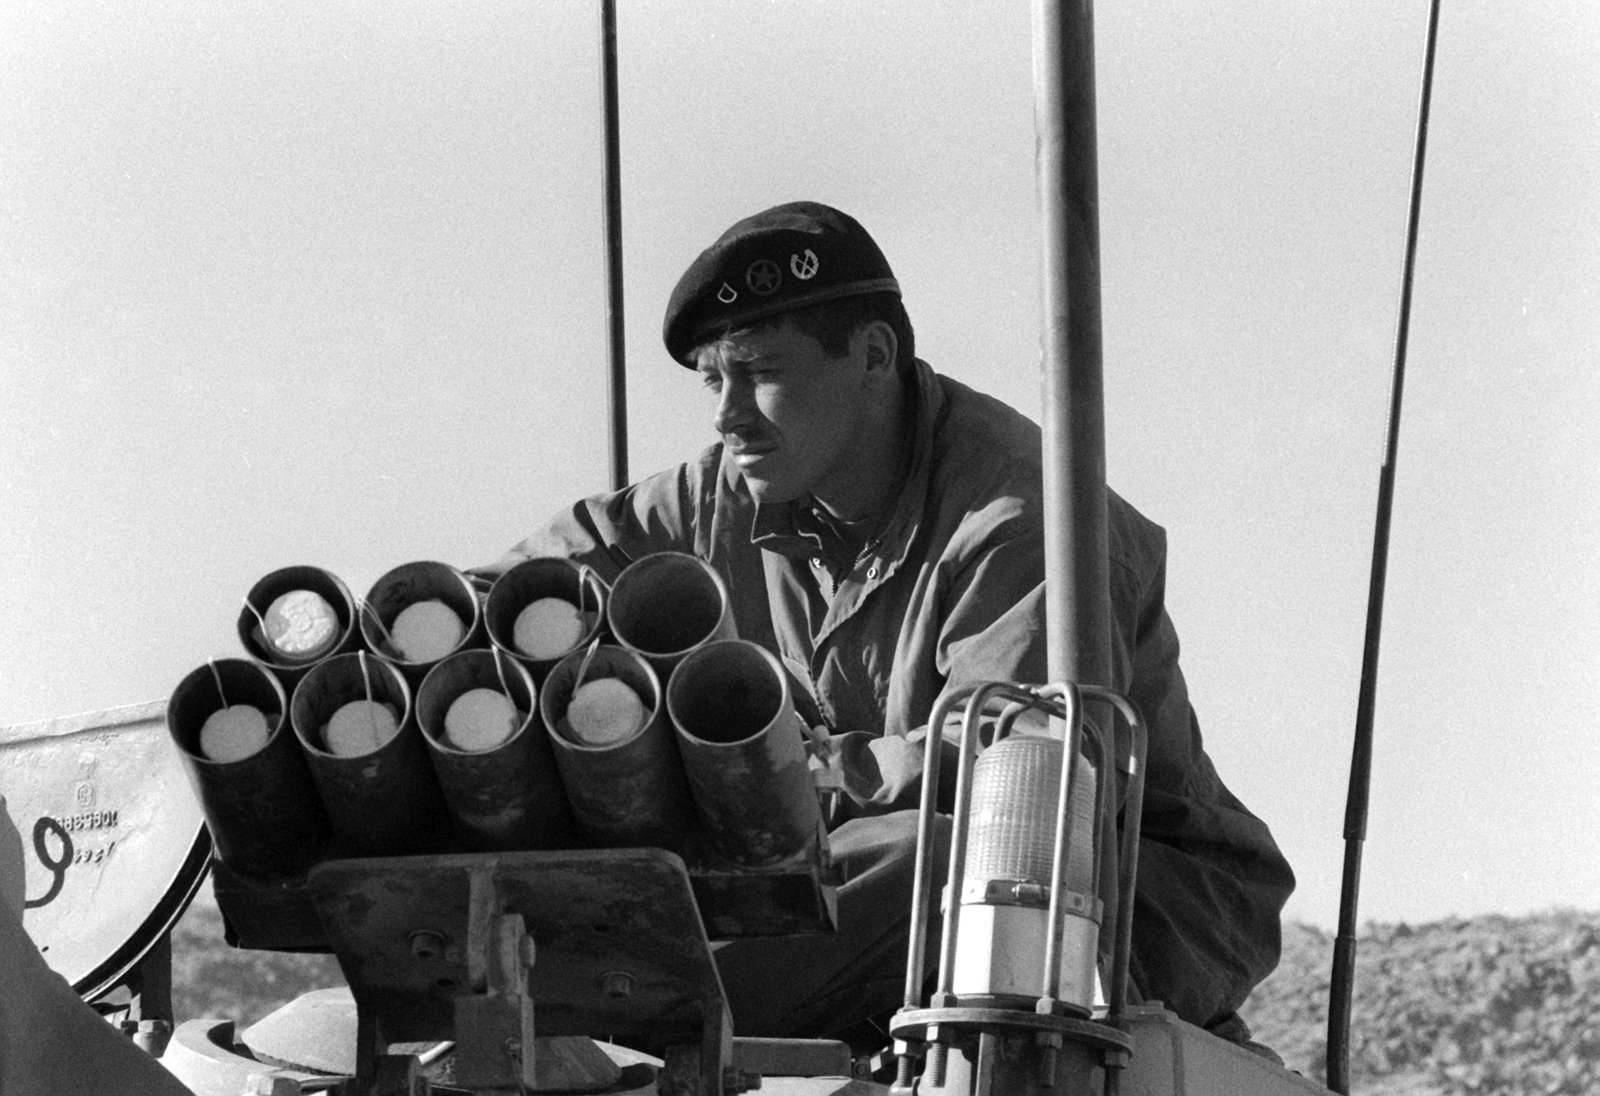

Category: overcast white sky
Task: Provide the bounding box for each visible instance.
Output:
[2,0,1596,930]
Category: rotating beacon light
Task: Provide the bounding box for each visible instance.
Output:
[890,680,1147,1096]
[953,723,1100,1011]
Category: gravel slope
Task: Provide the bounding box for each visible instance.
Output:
[169,890,1600,1095]
[1243,912,1600,1095]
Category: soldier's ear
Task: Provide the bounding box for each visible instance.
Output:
[859,320,897,376]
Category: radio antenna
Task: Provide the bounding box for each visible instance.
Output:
[600,0,629,491]
[1327,1,1442,1090]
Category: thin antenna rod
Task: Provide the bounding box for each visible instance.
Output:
[1327,1,1442,1090]
[600,0,629,491]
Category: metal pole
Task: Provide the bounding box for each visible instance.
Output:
[1034,0,1110,694]
[1033,0,1116,980]
[600,0,629,491]
[1327,2,1442,1090]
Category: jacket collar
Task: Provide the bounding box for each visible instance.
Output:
[747,358,944,585]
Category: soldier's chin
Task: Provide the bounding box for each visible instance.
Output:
[740,472,803,505]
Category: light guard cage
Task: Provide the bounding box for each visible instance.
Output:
[889,680,1147,1095]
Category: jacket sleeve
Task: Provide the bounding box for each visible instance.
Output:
[475,455,714,583]
[1105,499,1297,1030]
[1,801,197,1096]
[813,510,1049,821]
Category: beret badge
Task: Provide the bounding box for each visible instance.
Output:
[746,259,783,296]
[663,201,899,364]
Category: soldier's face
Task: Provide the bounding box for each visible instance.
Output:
[695,321,872,506]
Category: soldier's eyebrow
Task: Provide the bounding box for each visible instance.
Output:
[697,346,781,377]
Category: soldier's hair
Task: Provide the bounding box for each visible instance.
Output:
[782,293,915,374]
[697,293,916,375]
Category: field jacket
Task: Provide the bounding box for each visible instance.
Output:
[487,358,1295,1027]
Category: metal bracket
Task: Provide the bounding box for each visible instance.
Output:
[310,848,744,1096]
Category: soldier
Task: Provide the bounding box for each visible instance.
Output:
[483,201,1294,1050]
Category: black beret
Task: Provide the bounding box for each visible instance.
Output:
[662,201,901,365]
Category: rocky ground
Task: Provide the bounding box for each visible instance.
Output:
[1242,911,1600,1096]
[169,885,342,1031]
[170,893,1600,1095]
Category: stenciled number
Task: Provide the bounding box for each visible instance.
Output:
[23,817,73,910]
[72,842,114,865]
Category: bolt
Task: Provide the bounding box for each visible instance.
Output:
[722,1066,762,1093]
[409,929,445,960]
[895,1055,916,1090]
[1037,1045,1058,1088]
[242,1073,301,1096]
[601,970,634,999]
